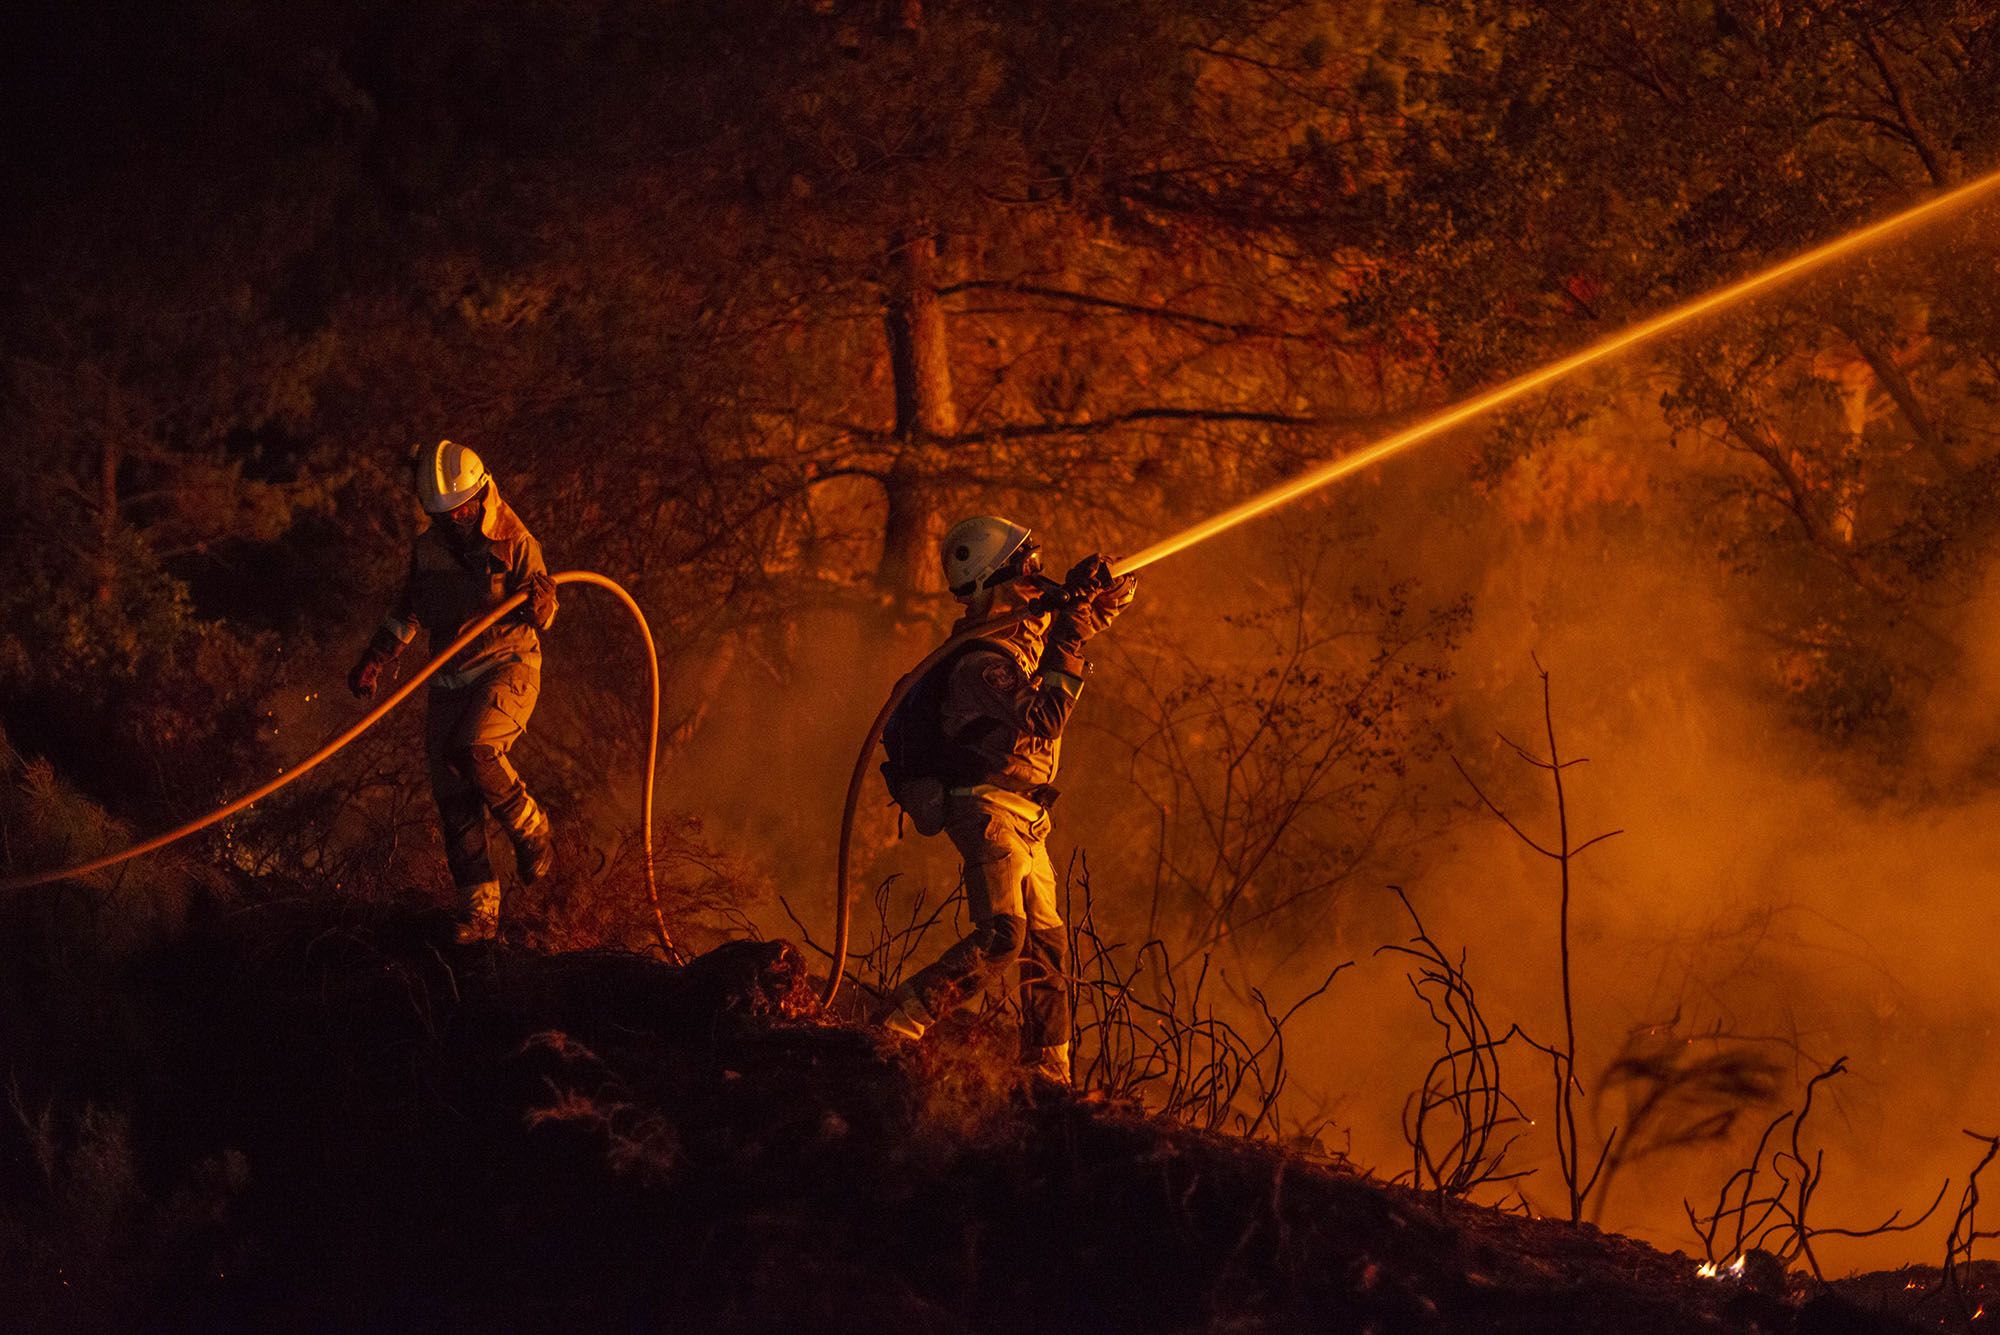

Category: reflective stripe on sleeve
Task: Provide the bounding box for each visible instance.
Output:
[1044,670,1083,698]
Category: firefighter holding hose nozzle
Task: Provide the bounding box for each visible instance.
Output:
[874,515,1137,1085]
[347,440,560,944]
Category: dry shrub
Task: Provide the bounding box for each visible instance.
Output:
[520,1032,681,1186]
[1377,887,1537,1206]
[1066,855,1349,1145]
[0,729,206,971]
[1686,1056,1946,1280]
[902,1010,1034,1147]
[0,1082,248,1331]
[511,812,767,957]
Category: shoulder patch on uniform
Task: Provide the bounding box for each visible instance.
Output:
[978,656,1023,692]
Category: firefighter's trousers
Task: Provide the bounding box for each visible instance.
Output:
[424,661,546,905]
[898,793,1069,1055]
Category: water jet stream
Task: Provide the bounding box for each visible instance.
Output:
[827,170,2000,1007]
[1112,168,2000,578]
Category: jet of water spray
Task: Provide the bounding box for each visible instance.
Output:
[824,168,2000,1008]
[1111,168,2000,579]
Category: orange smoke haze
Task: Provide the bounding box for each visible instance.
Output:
[631,206,2000,1275]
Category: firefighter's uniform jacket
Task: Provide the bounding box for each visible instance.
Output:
[371,483,554,899]
[893,619,1082,1057]
[378,482,549,690]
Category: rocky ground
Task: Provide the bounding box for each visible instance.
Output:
[0,897,1989,1334]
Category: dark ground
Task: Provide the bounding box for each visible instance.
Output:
[0,897,1987,1334]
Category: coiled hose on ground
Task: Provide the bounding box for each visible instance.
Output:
[0,571,674,958]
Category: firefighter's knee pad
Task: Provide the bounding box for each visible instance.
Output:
[978,913,1026,964]
[449,742,501,782]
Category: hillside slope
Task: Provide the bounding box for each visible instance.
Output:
[0,902,1970,1333]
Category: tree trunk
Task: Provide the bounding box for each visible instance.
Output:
[877,230,957,597]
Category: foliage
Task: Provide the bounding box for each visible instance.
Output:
[0,1087,248,1334]
[1589,1019,1789,1226]
[1351,0,2000,749]
[0,727,204,968]
[785,853,1349,1148]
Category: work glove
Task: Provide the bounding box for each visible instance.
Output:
[1090,570,1138,624]
[1060,553,1115,599]
[1050,554,1137,647]
[348,654,385,700]
[524,572,559,632]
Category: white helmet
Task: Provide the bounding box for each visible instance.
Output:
[941,514,1036,600]
[414,439,490,514]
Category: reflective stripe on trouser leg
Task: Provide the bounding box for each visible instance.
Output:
[461,879,501,924]
[882,982,938,1041]
[493,786,547,849]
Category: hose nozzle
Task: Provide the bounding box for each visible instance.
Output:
[1025,555,1116,613]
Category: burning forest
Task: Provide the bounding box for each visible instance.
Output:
[7,2,2000,1331]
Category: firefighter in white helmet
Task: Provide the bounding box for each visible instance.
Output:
[348,440,560,943]
[875,515,1137,1084]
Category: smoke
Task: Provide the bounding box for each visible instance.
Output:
[600,353,2000,1275]
[1232,412,2000,1273]
[1916,567,2000,783]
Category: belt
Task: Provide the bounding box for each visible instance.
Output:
[947,785,1047,821]
[430,661,499,692]
[429,651,530,693]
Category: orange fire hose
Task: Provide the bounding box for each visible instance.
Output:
[0,571,674,958]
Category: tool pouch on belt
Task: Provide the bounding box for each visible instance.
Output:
[889,775,948,837]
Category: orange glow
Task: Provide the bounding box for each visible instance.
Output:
[1113,168,2000,578]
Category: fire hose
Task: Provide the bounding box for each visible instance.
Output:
[821,167,2000,1007]
[0,570,674,958]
